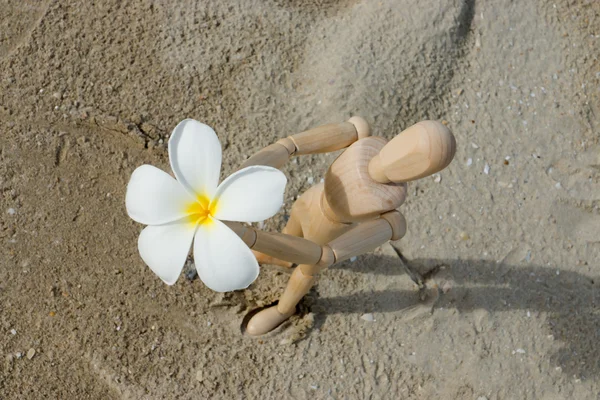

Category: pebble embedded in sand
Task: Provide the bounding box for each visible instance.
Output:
[10,329,16,335]
[361,313,375,322]
[7,208,16,215]
[27,348,36,360]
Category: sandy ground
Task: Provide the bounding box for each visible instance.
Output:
[1,0,599,399]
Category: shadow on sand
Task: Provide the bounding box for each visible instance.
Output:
[302,253,598,379]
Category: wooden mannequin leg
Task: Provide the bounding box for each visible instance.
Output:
[246,266,315,336]
[282,211,303,237]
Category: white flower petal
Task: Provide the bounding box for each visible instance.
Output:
[126,165,195,225]
[194,218,259,292]
[168,119,222,198]
[212,166,287,223]
[138,219,197,285]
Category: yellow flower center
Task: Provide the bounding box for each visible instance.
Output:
[185,194,217,226]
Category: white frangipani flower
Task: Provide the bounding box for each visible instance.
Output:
[125,119,287,292]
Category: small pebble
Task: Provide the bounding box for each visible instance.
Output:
[7,208,16,215]
[184,265,197,281]
[307,176,314,184]
[10,329,16,335]
[361,313,375,322]
[459,232,470,241]
[471,142,480,149]
[433,174,441,183]
[466,158,473,166]
[27,348,36,360]
[513,348,526,354]
[441,281,453,293]
[15,352,22,359]
[483,164,490,174]
[350,256,357,262]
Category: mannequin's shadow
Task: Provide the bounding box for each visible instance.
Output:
[303,253,597,380]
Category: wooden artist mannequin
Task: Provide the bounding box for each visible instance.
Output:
[224,117,456,335]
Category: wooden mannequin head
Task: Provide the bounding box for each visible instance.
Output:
[322,121,456,224]
[368,121,456,184]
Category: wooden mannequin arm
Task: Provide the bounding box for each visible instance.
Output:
[323,209,406,265]
[239,116,370,170]
[223,221,323,265]
[288,116,370,155]
[293,210,406,276]
[224,209,404,277]
[239,138,296,170]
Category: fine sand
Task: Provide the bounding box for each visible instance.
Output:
[1,0,599,399]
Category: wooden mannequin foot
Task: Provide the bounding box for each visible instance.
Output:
[246,305,295,336]
[252,250,293,268]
